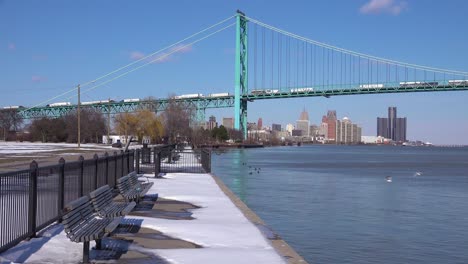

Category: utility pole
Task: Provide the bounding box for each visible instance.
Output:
[107,98,111,144]
[77,84,81,148]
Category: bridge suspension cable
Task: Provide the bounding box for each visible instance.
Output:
[246,16,468,76]
[245,14,468,96]
[26,16,236,110]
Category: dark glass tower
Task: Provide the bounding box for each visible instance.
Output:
[376,107,407,142]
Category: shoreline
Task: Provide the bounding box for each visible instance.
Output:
[211,173,308,264]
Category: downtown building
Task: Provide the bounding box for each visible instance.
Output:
[222,117,234,129]
[336,117,362,144]
[296,108,310,137]
[377,107,407,142]
[206,115,218,130]
[320,110,337,142]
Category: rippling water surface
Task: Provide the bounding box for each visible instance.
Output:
[211,145,468,264]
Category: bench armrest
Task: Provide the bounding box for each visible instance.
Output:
[105,217,122,233]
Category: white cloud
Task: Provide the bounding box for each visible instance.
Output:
[32,75,47,83]
[129,44,193,64]
[130,51,145,60]
[7,42,15,51]
[360,0,408,15]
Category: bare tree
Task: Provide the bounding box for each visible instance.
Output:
[64,109,106,143]
[0,109,23,140]
[29,117,67,142]
[163,98,195,144]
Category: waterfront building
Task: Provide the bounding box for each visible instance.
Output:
[296,108,310,137]
[206,115,218,130]
[309,124,319,137]
[376,107,407,142]
[319,122,328,138]
[291,129,302,137]
[336,117,362,144]
[321,110,337,142]
[272,123,281,132]
[222,117,234,129]
[377,117,388,138]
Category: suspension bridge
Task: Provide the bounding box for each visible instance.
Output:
[3,11,468,139]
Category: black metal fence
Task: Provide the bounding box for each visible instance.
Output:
[0,150,135,254]
[135,144,211,175]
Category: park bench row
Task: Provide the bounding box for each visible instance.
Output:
[62,171,154,263]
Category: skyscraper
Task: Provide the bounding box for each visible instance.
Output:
[296,108,310,137]
[257,118,263,130]
[377,107,407,142]
[377,117,388,138]
[321,110,337,141]
[206,115,217,130]
[222,117,234,129]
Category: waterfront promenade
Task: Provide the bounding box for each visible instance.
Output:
[0,168,305,263]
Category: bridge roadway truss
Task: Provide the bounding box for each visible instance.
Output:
[15,96,235,119]
[10,82,468,119]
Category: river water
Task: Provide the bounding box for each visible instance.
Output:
[211,145,468,264]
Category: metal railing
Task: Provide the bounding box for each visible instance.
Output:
[135,144,211,175]
[0,150,135,254]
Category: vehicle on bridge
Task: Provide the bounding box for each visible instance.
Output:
[173,94,203,99]
[290,87,314,93]
[448,80,468,86]
[122,98,140,103]
[47,102,71,107]
[359,84,384,89]
[207,93,230,97]
[251,89,279,95]
[81,100,114,105]
[2,106,24,109]
[399,81,438,88]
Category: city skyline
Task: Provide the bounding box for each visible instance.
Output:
[2,1,468,144]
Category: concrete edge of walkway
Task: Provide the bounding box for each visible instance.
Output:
[210,173,308,264]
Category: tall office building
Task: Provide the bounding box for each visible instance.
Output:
[376,107,407,142]
[272,123,281,132]
[206,115,217,130]
[336,117,362,144]
[222,117,234,129]
[377,117,388,138]
[257,118,263,130]
[296,108,310,137]
[321,110,337,141]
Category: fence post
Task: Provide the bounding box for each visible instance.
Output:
[154,147,161,177]
[58,158,65,221]
[78,156,84,196]
[104,152,109,185]
[135,149,140,174]
[93,154,99,190]
[28,160,38,238]
[127,152,130,174]
[114,152,118,183]
[121,150,124,177]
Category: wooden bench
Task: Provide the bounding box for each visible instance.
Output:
[89,185,136,217]
[62,196,122,263]
[117,174,150,202]
[128,171,154,191]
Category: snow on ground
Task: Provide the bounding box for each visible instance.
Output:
[0,171,285,263]
[0,142,112,155]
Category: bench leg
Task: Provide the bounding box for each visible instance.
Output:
[96,239,102,250]
[83,241,90,264]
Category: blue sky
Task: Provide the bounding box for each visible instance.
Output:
[1,0,468,144]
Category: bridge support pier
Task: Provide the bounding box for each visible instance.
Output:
[234,11,248,140]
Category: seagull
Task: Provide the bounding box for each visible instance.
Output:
[385,176,392,183]
[414,172,423,177]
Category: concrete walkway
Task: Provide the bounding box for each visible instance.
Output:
[0,172,306,263]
